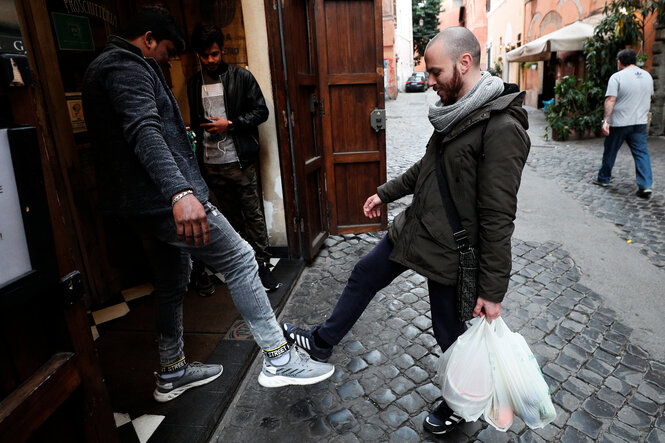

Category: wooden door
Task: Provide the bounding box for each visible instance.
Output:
[314,0,387,235]
[268,0,386,260]
[278,0,329,261]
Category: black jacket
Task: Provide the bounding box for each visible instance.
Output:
[377,86,530,302]
[187,62,269,168]
[82,36,208,215]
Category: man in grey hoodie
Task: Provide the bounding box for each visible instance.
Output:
[82,6,333,402]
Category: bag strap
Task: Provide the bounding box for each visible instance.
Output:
[434,146,468,251]
[434,118,490,251]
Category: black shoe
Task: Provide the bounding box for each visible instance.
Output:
[592,178,609,187]
[423,401,464,435]
[636,188,653,199]
[259,263,281,292]
[194,272,215,297]
[282,323,333,362]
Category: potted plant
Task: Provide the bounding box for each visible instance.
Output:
[545,76,604,141]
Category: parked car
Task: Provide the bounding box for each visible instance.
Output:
[405,72,429,92]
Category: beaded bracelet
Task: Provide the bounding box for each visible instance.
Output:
[171,190,193,207]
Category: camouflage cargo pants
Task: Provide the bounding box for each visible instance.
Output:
[204,162,271,266]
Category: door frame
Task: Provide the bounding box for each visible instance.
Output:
[264,0,304,259]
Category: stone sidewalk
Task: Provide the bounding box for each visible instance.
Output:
[211,90,665,442]
[525,110,665,269]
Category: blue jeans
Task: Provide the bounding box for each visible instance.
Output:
[317,236,466,353]
[598,124,652,190]
[128,202,284,370]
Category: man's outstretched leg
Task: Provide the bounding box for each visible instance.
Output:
[282,235,407,361]
[191,203,334,387]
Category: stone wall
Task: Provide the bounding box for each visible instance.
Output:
[651,21,665,135]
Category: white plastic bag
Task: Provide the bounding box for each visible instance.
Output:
[484,358,514,431]
[486,317,556,429]
[437,318,494,421]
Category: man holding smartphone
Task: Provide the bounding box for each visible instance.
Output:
[187,24,280,293]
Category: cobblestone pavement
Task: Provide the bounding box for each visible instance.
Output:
[212,90,665,442]
[526,109,665,268]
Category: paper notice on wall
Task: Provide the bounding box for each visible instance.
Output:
[0,129,32,287]
[66,93,86,133]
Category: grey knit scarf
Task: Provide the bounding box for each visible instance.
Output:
[428,71,505,134]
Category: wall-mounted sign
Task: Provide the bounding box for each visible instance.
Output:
[51,12,94,51]
[62,0,118,29]
[66,92,86,133]
[0,129,32,286]
[0,0,25,54]
[0,34,25,54]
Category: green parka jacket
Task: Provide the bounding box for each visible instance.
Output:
[377,89,530,303]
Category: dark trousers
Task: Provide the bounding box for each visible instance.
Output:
[317,235,466,353]
[598,124,652,189]
[205,162,271,265]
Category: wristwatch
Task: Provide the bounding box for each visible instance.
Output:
[601,120,609,124]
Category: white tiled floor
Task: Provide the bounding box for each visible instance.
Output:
[100,264,281,439]
[132,414,165,443]
[114,412,165,443]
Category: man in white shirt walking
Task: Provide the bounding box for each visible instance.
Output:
[594,48,654,199]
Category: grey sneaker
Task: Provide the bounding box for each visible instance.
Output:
[153,362,223,402]
[258,345,335,388]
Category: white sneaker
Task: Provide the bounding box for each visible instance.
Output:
[258,345,334,387]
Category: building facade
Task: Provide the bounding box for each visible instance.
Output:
[383,0,414,97]
[394,0,415,92]
[438,0,488,69]
[486,0,523,84]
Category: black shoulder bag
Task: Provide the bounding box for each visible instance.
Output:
[434,121,489,322]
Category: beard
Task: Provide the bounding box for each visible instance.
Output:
[203,62,220,73]
[439,66,464,106]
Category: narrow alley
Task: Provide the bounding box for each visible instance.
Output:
[210,89,665,442]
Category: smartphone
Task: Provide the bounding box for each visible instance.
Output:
[201,116,213,124]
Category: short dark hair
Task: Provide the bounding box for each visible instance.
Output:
[427,27,481,67]
[122,6,185,52]
[617,48,637,66]
[191,24,225,55]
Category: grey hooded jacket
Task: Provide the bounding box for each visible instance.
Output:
[82,36,208,216]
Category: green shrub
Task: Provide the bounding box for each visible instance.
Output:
[556,0,665,140]
[545,76,604,141]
